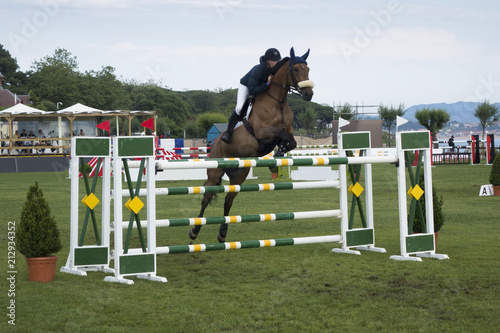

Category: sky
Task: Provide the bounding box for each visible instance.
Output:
[2,0,500,111]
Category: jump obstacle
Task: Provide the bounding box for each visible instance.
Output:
[61,130,449,285]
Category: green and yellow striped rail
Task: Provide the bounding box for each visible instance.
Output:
[117,180,340,197]
[119,235,343,254]
[126,155,398,170]
[115,209,341,229]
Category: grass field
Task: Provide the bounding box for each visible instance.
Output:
[1,162,499,332]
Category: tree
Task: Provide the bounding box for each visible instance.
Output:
[296,107,317,134]
[0,44,28,94]
[414,108,450,144]
[78,66,127,110]
[315,103,334,133]
[378,103,405,147]
[334,102,355,120]
[27,48,80,106]
[474,100,500,140]
[129,84,190,125]
[196,112,228,134]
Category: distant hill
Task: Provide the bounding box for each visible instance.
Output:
[403,102,500,124]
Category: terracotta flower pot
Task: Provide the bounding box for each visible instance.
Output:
[25,256,58,282]
[493,186,500,196]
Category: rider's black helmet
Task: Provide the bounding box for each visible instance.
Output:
[264,48,281,61]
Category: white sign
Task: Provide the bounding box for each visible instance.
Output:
[479,184,494,196]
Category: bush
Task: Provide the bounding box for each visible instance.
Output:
[411,173,444,233]
[79,162,92,175]
[489,154,500,186]
[17,182,62,258]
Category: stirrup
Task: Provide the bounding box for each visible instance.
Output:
[220,131,232,144]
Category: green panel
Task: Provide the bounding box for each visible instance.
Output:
[406,234,434,253]
[119,253,155,274]
[75,138,110,156]
[74,247,109,266]
[342,132,370,149]
[117,137,154,157]
[346,229,374,247]
[401,132,430,150]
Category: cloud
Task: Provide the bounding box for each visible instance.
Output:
[364,26,479,61]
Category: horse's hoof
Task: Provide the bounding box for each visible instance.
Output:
[217,233,226,243]
[189,228,199,240]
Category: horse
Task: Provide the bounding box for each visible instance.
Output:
[189,47,315,242]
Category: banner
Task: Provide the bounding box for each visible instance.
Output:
[471,135,480,164]
[141,118,155,131]
[96,120,110,133]
[487,134,495,164]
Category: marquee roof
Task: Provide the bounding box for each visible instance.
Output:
[0,103,156,117]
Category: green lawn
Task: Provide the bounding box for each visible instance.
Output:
[1,163,499,332]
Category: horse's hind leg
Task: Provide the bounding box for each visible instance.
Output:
[189,168,225,240]
[189,192,214,240]
[217,168,251,242]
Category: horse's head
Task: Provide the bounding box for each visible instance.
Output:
[289,47,314,101]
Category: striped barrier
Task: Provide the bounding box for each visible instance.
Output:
[116,180,340,197]
[146,155,398,170]
[149,235,342,254]
[115,209,341,229]
[63,130,449,285]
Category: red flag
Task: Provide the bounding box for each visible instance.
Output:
[141,118,155,131]
[96,120,110,132]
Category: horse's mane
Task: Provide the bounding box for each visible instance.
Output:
[270,57,290,75]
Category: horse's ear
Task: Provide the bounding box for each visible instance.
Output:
[302,49,310,61]
[290,47,296,60]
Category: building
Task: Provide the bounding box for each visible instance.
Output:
[0,72,30,108]
[207,123,227,145]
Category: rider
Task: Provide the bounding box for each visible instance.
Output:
[220,48,282,143]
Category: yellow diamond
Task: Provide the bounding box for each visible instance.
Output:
[348,184,354,194]
[350,182,364,197]
[411,184,424,200]
[125,196,144,214]
[407,187,413,198]
[81,193,100,210]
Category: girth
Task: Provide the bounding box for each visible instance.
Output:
[242,119,281,156]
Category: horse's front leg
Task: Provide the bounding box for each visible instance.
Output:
[275,131,297,156]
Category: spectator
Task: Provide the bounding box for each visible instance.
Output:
[27,130,36,154]
[13,130,21,154]
[1,132,6,154]
[448,135,455,152]
[36,129,46,153]
[20,129,28,154]
[79,129,85,136]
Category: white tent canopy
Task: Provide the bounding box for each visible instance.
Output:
[0,103,49,115]
[57,103,103,114]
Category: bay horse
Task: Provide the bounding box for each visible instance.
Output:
[189,47,314,242]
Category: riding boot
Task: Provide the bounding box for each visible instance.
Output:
[220,110,240,144]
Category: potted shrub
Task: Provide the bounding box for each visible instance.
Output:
[18,181,62,282]
[489,154,500,196]
[411,173,444,248]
